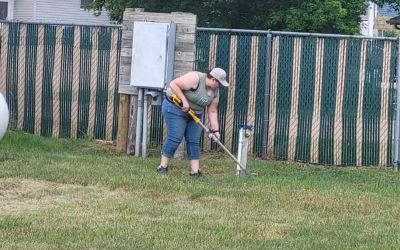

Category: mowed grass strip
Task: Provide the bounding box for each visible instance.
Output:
[0,131,400,250]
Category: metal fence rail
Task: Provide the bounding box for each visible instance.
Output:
[0,22,121,140]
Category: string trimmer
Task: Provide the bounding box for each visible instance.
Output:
[169,94,252,176]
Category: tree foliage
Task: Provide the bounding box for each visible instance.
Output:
[86,0,400,34]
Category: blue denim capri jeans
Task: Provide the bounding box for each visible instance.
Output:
[161,98,203,160]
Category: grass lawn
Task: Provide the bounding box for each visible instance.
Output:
[0,130,400,250]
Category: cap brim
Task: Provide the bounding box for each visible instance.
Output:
[220,80,229,87]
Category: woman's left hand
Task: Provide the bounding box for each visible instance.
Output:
[212,132,221,140]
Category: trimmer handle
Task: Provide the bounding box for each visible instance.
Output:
[170,94,200,123]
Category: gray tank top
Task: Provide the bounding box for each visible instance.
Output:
[166,72,219,114]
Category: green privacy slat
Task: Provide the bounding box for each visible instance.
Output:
[23,24,39,134]
[195,30,211,150]
[77,26,93,139]
[112,29,122,141]
[362,40,384,166]
[319,38,340,165]
[387,41,398,166]
[253,35,268,156]
[232,34,252,153]
[295,37,317,162]
[341,39,362,166]
[212,32,231,149]
[41,24,57,137]
[195,30,211,72]
[6,23,20,129]
[274,36,295,160]
[94,27,111,140]
[59,26,74,138]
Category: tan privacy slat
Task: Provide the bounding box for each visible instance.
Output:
[224,35,237,150]
[333,40,347,166]
[267,37,280,157]
[18,24,27,129]
[52,27,63,138]
[203,34,218,150]
[34,26,45,135]
[88,27,99,138]
[208,34,218,69]
[288,38,302,161]
[379,41,391,166]
[310,39,325,163]
[0,23,9,96]
[356,40,367,166]
[106,28,119,141]
[70,26,81,139]
[247,36,259,153]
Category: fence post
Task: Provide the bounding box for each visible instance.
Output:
[394,37,400,172]
[116,94,131,153]
[262,31,273,156]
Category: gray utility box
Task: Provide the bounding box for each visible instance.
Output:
[130,22,177,90]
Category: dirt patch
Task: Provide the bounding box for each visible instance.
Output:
[0,178,125,216]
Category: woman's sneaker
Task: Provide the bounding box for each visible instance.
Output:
[157,166,168,175]
[189,170,202,177]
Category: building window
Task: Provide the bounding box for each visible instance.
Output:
[378,29,383,37]
[81,0,93,8]
[0,2,8,20]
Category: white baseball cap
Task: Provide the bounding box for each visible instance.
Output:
[210,68,229,87]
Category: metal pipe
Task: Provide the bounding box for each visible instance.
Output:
[394,37,400,172]
[236,127,244,176]
[142,89,148,158]
[262,32,273,156]
[197,27,397,41]
[135,89,144,157]
[197,122,251,176]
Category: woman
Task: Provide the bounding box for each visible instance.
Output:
[157,68,229,177]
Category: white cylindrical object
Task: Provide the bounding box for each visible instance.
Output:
[0,92,9,141]
[236,128,244,175]
[368,2,374,36]
[135,89,144,157]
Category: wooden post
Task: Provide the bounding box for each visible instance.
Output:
[116,94,131,153]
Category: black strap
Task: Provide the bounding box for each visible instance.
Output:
[166,97,175,105]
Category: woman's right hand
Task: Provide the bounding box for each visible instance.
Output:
[182,101,190,113]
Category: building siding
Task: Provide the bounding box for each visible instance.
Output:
[13,0,34,21]
[15,0,112,25]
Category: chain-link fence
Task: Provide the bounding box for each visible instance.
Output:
[0,22,121,140]
[149,28,398,167]
[1,21,398,167]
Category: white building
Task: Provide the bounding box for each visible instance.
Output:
[0,0,112,25]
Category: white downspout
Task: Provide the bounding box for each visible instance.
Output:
[368,2,374,36]
[8,0,14,20]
